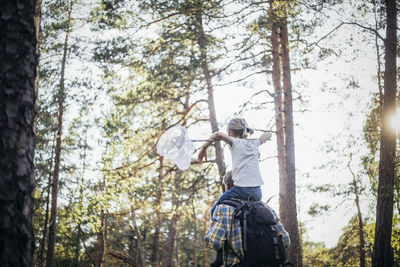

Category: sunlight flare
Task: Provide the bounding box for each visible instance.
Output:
[388,107,400,133]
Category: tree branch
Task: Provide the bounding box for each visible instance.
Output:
[107,250,140,267]
[340,21,385,42]
[215,70,271,87]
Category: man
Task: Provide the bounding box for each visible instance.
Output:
[204,171,290,266]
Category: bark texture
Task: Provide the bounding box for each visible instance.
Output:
[269,1,303,265]
[0,1,40,266]
[195,5,226,187]
[269,1,286,213]
[280,17,303,267]
[372,0,397,266]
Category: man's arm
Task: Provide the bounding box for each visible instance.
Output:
[266,204,291,248]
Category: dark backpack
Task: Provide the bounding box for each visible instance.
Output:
[222,199,290,267]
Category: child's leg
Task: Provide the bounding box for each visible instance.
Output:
[234,186,262,201]
[210,186,241,216]
[210,186,262,216]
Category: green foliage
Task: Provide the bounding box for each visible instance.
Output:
[332,216,372,266]
[303,241,334,267]
[303,215,373,266]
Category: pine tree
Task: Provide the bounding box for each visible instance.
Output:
[0,0,41,266]
[372,0,397,266]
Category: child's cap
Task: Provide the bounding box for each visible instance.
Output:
[227,118,254,137]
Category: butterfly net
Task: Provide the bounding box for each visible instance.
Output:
[156,126,195,170]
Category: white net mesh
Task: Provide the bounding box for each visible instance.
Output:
[156,126,195,170]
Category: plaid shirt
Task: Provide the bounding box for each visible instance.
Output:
[204,200,290,266]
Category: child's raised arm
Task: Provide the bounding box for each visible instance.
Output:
[197,132,232,163]
[258,132,272,144]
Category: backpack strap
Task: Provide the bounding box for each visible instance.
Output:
[221,199,243,209]
[221,199,247,218]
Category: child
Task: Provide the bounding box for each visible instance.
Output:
[198,118,272,215]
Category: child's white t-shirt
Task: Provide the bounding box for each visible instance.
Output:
[229,138,264,187]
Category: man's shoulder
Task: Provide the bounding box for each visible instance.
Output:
[214,199,244,217]
[218,200,277,217]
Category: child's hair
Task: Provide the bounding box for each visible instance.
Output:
[226,118,254,137]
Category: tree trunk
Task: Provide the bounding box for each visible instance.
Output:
[95,212,107,267]
[161,200,180,267]
[372,0,397,266]
[269,0,287,212]
[192,209,197,267]
[38,184,50,267]
[193,243,197,267]
[152,157,164,267]
[269,1,302,265]
[72,225,82,267]
[280,14,303,267]
[38,133,56,267]
[38,153,54,267]
[131,206,146,266]
[45,15,70,267]
[45,2,73,266]
[195,5,226,187]
[355,186,366,267]
[348,153,366,267]
[202,212,208,267]
[174,228,180,267]
[72,128,88,267]
[0,1,40,266]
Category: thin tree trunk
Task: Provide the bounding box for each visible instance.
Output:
[0,1,40,265]
[202,212,208,267]
[348,154,366,267]
[38,133,56,267]
[131,206,146,266]
[38,182,51,267]
[355,187,366,267]
[152,157,164,267]
[72,128,88,267]
[193,243,197,267]
[174,228,180,267]
[46,2,73,266]
[195,5,226,187]
[191,203,198,267]
[372,0,397,266]
[161,199,180,267]
[95,212,107,267]
[373,1,384,112]
[71,225,82,267]
[280,14,303,267]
